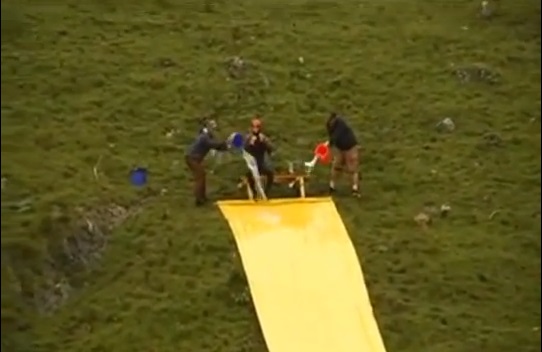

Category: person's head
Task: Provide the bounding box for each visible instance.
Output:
[327,112,339,130]
[200,118,218,134]
[250,117,262,134]
[206,119,218,130]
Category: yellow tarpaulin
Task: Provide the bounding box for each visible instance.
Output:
[217,197,387,352]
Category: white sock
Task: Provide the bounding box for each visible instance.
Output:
[329,181,335,189]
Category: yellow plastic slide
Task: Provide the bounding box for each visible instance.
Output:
[217,197,387,352]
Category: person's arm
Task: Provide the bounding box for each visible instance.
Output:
[203,134,228,151]
[328,118,346,147]
[245,133,255,146]
[260,134,274,155]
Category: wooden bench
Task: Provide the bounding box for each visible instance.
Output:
[237,173,310,200]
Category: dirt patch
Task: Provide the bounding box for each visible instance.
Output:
[3,199,150,314]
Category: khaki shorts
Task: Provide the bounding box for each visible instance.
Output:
[332,146,360,173]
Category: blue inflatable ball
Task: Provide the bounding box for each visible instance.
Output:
[230,132,244,149]
[130,167,148,187]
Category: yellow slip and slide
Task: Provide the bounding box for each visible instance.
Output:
[217,197,387,352]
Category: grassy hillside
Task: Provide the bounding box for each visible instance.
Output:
[1,0,540,351]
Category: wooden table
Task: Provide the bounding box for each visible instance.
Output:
[237,173,310,200]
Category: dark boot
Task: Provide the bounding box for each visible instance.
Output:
[195,198,207,206]
[263,169,274,195]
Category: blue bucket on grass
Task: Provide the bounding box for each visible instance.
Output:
[230,132,244,149]
[130,167,148,187]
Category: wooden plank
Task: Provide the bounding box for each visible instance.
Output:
[237,174,310,200]
[238,175,310,184]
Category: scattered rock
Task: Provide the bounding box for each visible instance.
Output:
[482,132,503,147]
[226,56,247,78]
[440,204,451,217]
[376,245,389,253]
[233,286,251,305]
[436,117,455,132]
[35,275,72,314]
[156,58,176,68]
[414,212,431,228]
[453,63,500,84]
[165,128,180,138]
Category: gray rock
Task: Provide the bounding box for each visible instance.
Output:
[436,117,456,132]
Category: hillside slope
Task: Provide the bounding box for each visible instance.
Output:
[1,1,540,351]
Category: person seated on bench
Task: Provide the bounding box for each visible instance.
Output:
[244,117,274,196]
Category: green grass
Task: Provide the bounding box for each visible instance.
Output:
[1,0,541,351]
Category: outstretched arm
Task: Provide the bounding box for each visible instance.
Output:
[203,134,228,151]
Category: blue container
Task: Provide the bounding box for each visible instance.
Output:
[230,132,244,149]
[130,167,148,186]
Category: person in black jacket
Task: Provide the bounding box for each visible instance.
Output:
[185,119,229,206]
[244,117,274,197]
[326,112,361,196]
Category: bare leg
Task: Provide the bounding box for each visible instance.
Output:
[351,172,359,191]
[260,164,274,194]
[329,152,343,191]
[346,146,360,195]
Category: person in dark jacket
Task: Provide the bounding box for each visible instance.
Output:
[244,117,274,197]
[185,119,229,206]
[326,112,360,196]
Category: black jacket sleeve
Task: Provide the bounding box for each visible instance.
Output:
[328,118,347,147]
[261,134,274,154]
[203,134,228,151]
[328,117,357,150]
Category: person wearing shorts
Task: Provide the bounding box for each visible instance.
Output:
[326,112,361,197]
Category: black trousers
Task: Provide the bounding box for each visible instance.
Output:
[246,163,274,195]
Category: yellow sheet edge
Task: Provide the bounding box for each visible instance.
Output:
[216,197,332,207]
[217,197,388,352]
